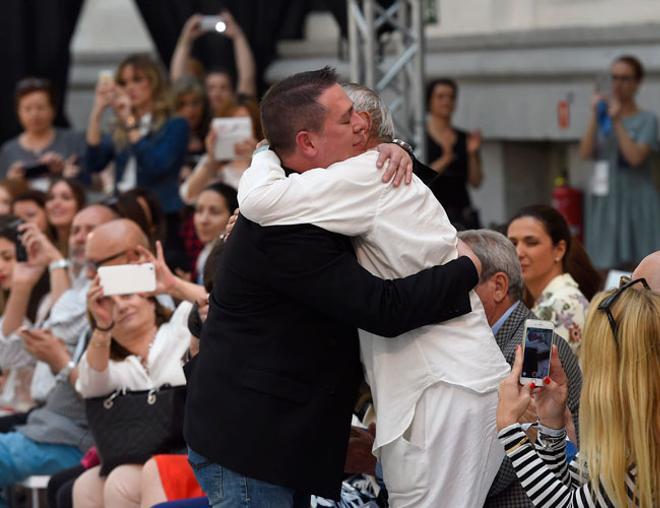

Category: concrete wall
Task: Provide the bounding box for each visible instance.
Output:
[430,0,660,35]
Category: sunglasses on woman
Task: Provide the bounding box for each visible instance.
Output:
[597,277,650,340]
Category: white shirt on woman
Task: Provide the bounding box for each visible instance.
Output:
[76,301,192,398]
[238,149,510,452]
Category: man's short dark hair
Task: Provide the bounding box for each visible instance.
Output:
[260,67,338,156]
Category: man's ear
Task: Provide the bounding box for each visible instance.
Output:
[295,130,318,158]
[493,272,510,304]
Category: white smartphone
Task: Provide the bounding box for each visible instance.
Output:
[520,319,554,385]
[199,15,226,33]
[98,69,114,85]
[98,263,156,296]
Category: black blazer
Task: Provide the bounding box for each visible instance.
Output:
[184,216,478,499]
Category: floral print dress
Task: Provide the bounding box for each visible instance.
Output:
[532,273,589,355]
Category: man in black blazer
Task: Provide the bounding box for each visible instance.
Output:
[458,230,582,508]
[184,68,483,506]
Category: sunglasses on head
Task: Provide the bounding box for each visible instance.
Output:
[597,277,650,340]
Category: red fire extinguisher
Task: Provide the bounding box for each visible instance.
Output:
[552,175,583,242]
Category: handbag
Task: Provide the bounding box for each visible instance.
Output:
[85,384,187,475]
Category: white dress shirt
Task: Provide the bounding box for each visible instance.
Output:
[239,149,510,451]
[76,301,192,398]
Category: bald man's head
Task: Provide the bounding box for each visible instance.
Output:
[69,204,118,267]
[84,219,150,279]
[632,251,660,291]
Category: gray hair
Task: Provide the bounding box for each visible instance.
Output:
[342,83,394,141]
[458,229,524,302]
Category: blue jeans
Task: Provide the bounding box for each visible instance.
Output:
[188,448,296,508]
[0,431,83,507]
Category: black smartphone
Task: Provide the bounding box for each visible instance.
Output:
[8,219,27,262]
[23,162,50,180]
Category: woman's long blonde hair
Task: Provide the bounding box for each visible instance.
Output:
[579,286,660,507]
[113,53,172,148]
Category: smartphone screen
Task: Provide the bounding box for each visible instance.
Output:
[23,163,50,180]
[522,325,553,381]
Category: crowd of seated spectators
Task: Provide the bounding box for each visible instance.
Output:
[0,9,657,508]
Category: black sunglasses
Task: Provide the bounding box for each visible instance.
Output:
[597,277,650,340]
[85,250,129,272]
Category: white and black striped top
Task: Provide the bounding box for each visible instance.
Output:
[498,424,641,507]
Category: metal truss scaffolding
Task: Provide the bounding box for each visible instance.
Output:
[348,0,426,158]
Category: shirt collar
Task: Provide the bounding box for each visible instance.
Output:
[492,301,520,336]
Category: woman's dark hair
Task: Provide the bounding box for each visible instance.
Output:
[86,297,172,361]
[509,204,602,300]
[15,77,56,110]
[237,97,263,140]
[109,188,166,246]
[188,239,225,339]
[47,177,87,214]
[13,189,47,209]
[0,215,50,322]
[200,183,239,215]
[615,54,645,82]
[206,66,238,94]
[0,179,29,201]
[425,78,458,111]
[202,239,225,293]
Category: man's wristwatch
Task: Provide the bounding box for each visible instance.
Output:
[391,138,415,156]
[55,360,76,384]
[49,259,70,274]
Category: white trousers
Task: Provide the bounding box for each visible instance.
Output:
[379,383,503,508]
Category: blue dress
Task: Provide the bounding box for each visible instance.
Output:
[585,110,660,268]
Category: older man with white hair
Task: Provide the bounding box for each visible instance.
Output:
[458,229,583,508]
[238,84,509,507]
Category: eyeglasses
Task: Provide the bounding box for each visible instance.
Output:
[610,74,636,83]
[597,277,650,340]
[85,250,129,272]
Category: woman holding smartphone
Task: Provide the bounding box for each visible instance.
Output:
[0,78,84,187]
[85,54,189,269]
[579,55,660,270]
[0,216,52,416]
[72,278,192,508]
[496,280,659,507]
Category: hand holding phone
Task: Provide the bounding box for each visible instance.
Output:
[22,162,50,180]
[533,344,569,430]
[199,15,226,33]
[7,219,28,262]
[520,319,554,385]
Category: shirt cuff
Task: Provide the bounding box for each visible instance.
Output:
[538,424,566,438]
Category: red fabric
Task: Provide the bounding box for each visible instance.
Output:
[81,447,100,469]
[181,208,203,274]
[153,454,204,501]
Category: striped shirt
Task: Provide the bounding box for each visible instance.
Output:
[498,423,641,507]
